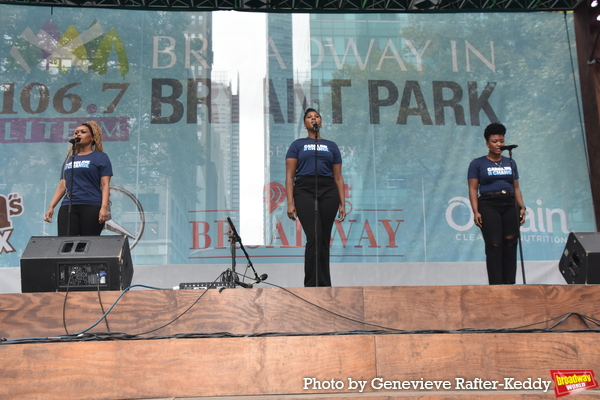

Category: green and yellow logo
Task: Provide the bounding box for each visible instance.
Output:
[9,19,129,77]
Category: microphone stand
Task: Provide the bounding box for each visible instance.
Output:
[506,148,526,284]
[65,140,79,236]
[312,125,320,286]
[226,217,266,289]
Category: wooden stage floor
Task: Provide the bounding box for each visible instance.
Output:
[1,285,600,399]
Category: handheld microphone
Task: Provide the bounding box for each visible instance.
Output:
[500,144,518,151]
[69,137,81,144]
[251,274,268,285]
[313,123,319,133]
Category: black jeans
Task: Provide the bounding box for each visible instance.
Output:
[57,204,105,236]
[478,193,519,285]
[294,176,340,287]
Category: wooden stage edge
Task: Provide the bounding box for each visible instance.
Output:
[1,285,600,400]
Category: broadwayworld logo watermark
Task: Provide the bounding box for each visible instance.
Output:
[551,370,598,397]
[302,377,552,393]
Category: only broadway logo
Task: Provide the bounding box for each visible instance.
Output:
[551,370,599,397]
[0,193,24,254]
[9,20,129,77]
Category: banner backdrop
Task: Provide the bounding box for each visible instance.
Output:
[0,7,594,275]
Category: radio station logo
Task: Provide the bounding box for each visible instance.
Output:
[265,182,285,214]
[0,193,24,254]
[9,19,129,77]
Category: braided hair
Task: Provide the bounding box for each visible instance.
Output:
[67,121,104,156]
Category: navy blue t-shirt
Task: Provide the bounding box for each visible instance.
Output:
[286,138,342,180]
[60,151,113,207]
[468,155,519,194]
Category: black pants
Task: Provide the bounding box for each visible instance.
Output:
[478,194,519,285]
[294,176,340,287]
[57,204,105,236]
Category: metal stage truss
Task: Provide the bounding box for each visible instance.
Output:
[0,0,586,13]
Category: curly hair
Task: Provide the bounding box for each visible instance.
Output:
[67,121,105,156]
[483,122,506,141]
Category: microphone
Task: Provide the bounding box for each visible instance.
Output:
[251,274,268,285]
[313,123,319,133]
[233,273,254,289]
[69,137,81,144]
[500,144,518,151]
[236,280,253,289]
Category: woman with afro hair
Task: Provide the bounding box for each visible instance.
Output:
[468,122,526,284]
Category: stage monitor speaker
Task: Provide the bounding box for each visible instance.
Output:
[20,235,134,293]
[559,232,600,284]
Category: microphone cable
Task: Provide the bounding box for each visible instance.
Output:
[259,280,600,334]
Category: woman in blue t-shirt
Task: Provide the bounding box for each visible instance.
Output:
[467,122,526,285]
[285,108,346,287]
[44,121,113,236]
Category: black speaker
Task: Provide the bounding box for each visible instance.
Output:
[559,232,600,284]
[20,236,134,293]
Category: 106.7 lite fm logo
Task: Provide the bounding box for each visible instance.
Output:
[1,19,131,143]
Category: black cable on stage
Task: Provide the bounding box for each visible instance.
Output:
[251,279,600,335]
[2,284,174,345]
[259,280,399,332]
[4,281,600,345]
[63,272,113,335]
[62,273,74,335]
[130,274,224,337]
[71,283,169,335]
[97,279,110,333]
[3,273,229,344]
